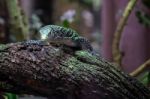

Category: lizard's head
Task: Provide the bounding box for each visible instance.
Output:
[39,25,51,40]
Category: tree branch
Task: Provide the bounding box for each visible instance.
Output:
[130,59,150,77]
[0,42,149,99]
[112,0,138,68]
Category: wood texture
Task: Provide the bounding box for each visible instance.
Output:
[0,42,149,99]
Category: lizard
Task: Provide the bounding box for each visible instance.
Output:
[38,25,94,53]
[23,25,100,58]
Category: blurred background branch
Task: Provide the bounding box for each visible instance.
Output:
[6,0,29,41]
[112,0,138,68]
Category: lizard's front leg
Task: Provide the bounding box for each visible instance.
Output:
[21,40,49,46]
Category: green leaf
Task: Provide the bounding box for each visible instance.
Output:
[4,93,18,99]
[138,71,150,86]
[62,20,70,28]
[135,11,150,27]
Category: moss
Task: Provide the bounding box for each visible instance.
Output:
[0,81,13,89]
[75,51,100,65]
[61,53,102,82]
[0,44,8,51]
[63,51,101,74]
[62,57,81,74]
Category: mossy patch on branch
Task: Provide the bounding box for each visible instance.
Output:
[0,44,9,51]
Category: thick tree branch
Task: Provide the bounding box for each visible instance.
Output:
[0,42,149,99]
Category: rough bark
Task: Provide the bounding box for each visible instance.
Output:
[0,42,149,99]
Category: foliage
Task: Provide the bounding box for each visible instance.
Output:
[135,0,150,27]
[136,11,150,27]
[4,93,18,99]
[138,72,150,86]
[133,1,150,86]
[62,20,70,28]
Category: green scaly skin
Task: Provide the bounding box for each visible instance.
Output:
[39,25,93,52]
[23,25,100,58]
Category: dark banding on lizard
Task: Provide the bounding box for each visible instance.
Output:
[38,25,93,53]
[22,25,100,58]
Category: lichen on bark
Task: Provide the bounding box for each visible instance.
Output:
[0,42,149,99]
